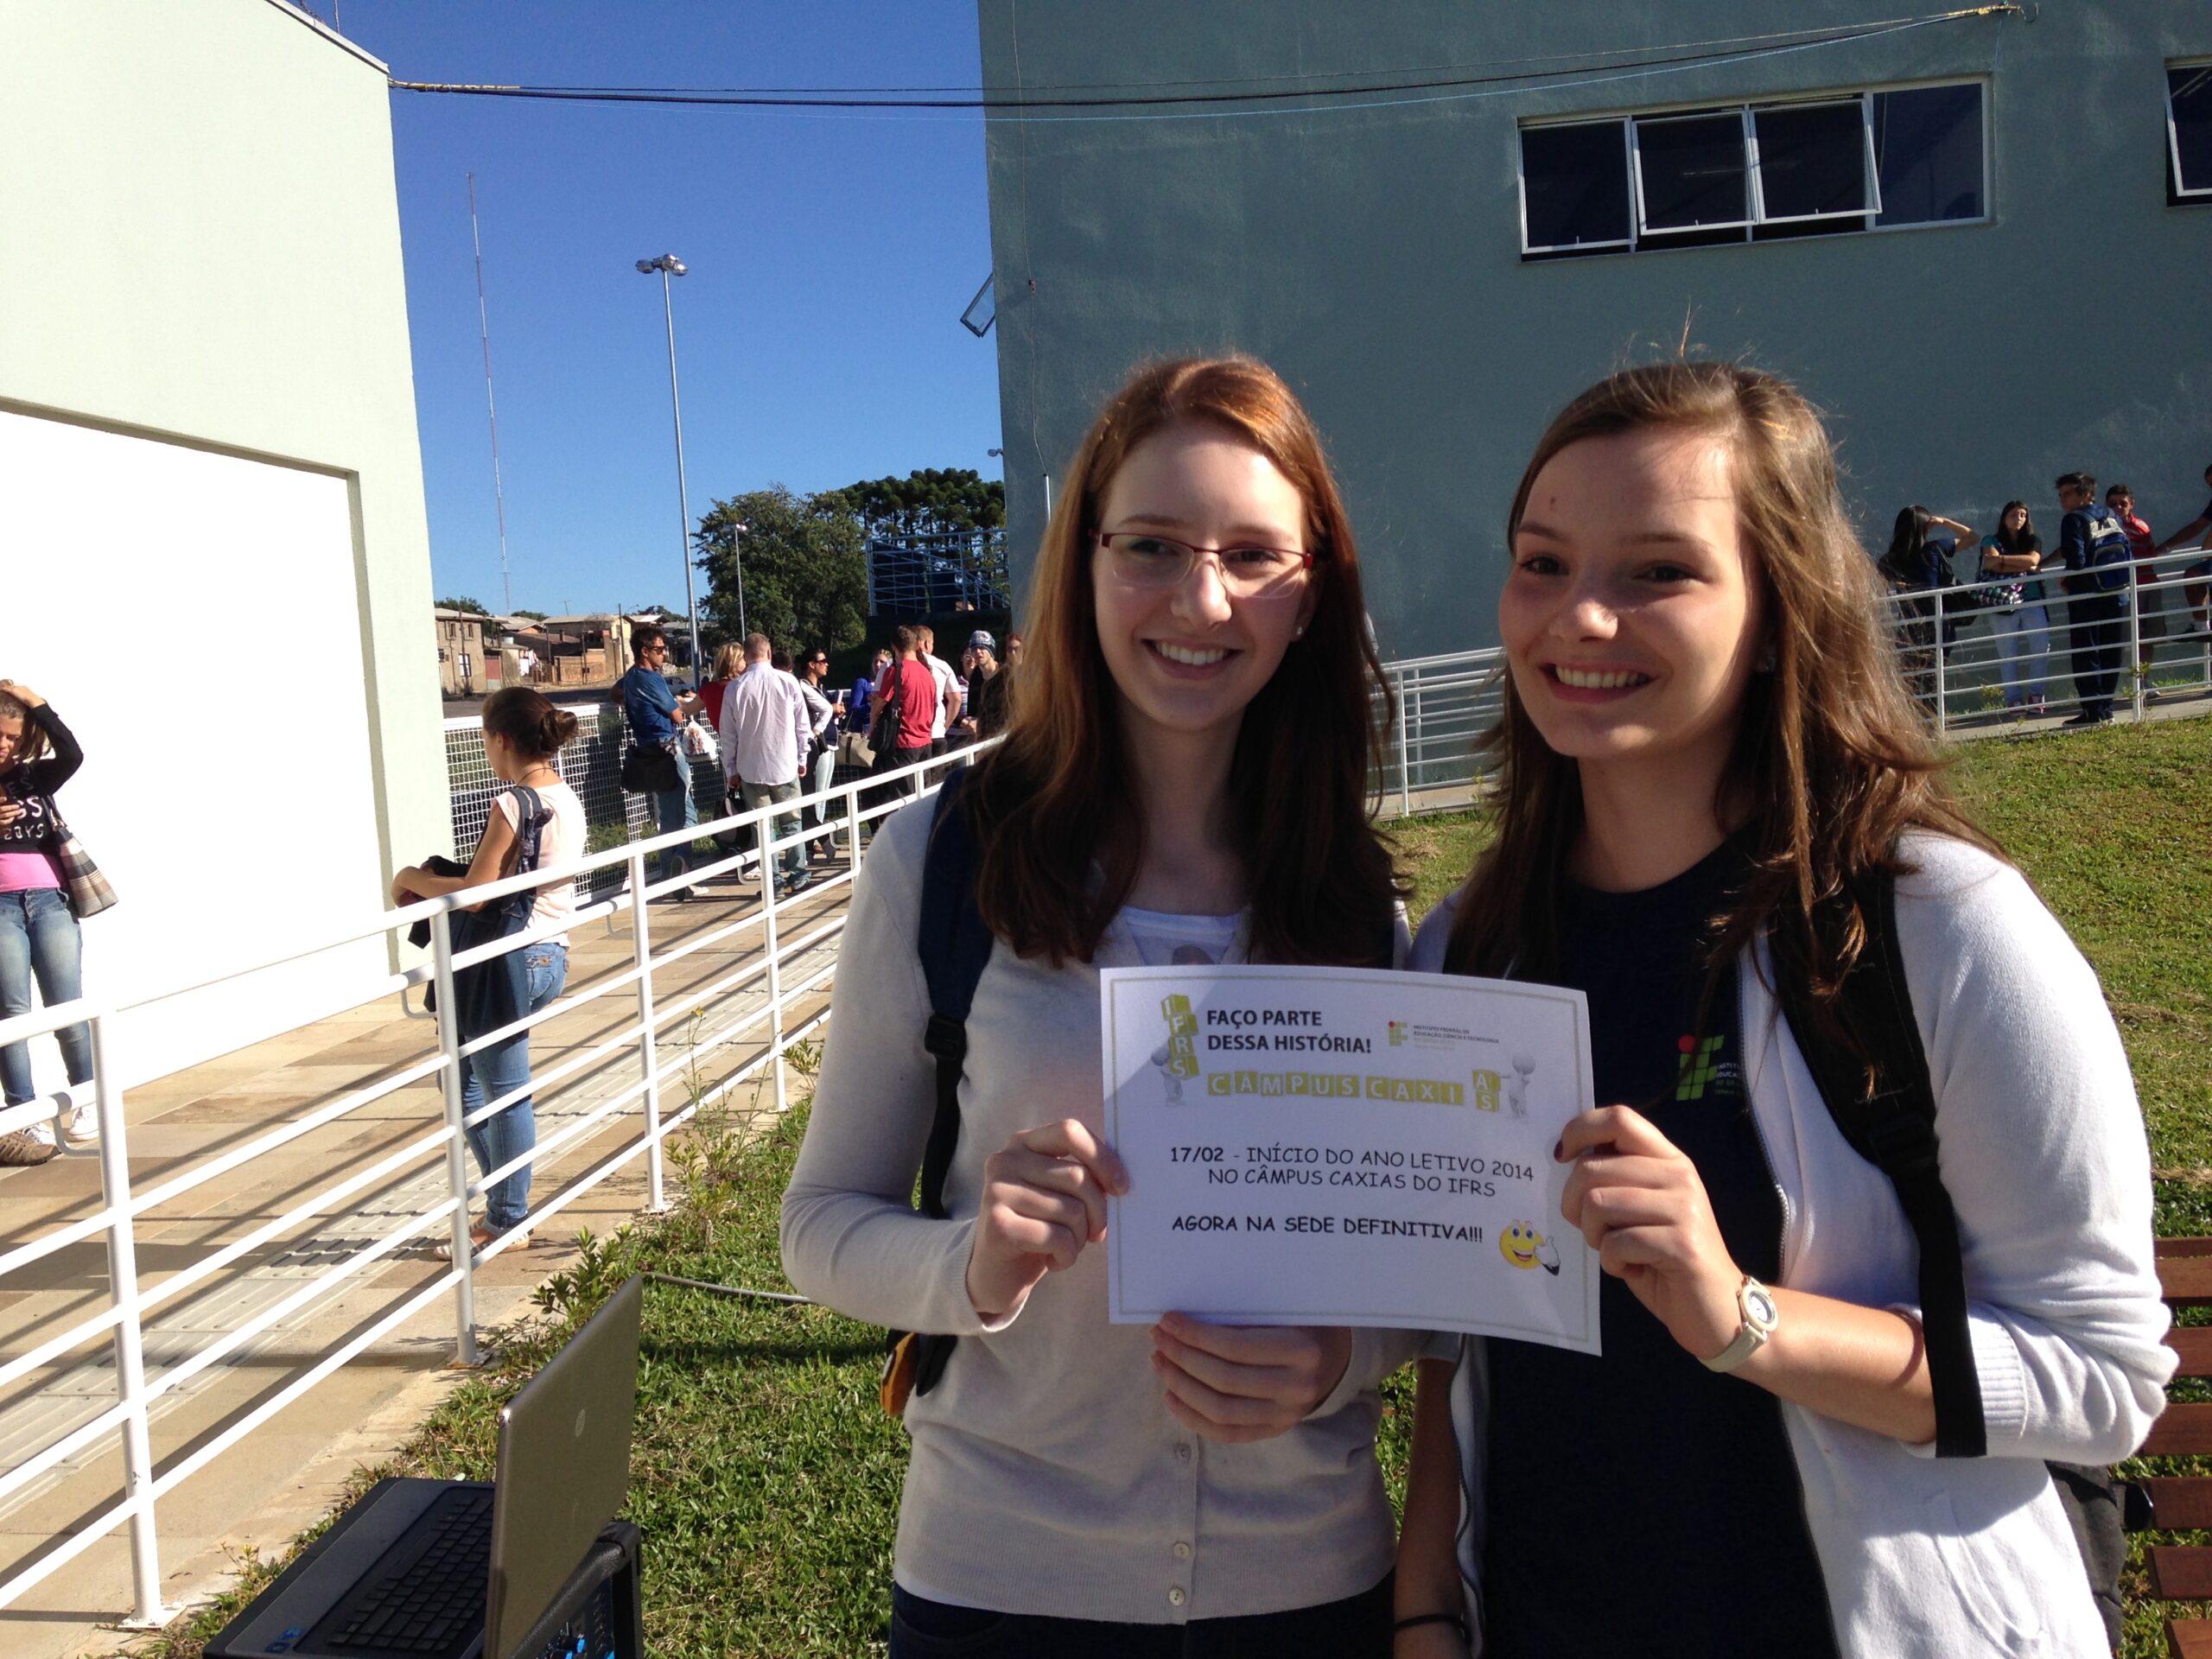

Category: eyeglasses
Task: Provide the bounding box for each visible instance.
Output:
[1092,530,1313,595]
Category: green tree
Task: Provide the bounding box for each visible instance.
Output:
[435,594,491,615]
[824,467,1005,542]
[512,607,549,621]
[694,488,868,657]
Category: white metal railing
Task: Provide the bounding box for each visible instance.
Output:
[0,741,980,1626]
[1376,645,1508,816]
[1878,543,2211,729]
[1370,543,2212,813]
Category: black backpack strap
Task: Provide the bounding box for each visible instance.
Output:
[1770,869,1987,1459]
[899,768,995,1400]
[916,767,993,1219]
[505,784,548,874]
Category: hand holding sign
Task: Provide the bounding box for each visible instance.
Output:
[1558,1104,1745,1363]
[965,1118,1129,1321]
[1149,1313,1352,1441]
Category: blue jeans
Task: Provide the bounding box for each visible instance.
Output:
[0,887,93,1108]
[653,766,697,886]
[740,779,806,887]
[1989,604,2051,706]
[461,942,567,1230]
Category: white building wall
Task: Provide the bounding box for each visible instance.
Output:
[0,0,445,1082]
[0,413,390,1088]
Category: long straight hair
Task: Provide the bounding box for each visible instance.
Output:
[1444,362,2000,1011]
[965,356,1401,966]
[1994,501,2039,558]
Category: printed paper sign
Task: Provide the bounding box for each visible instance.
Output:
[1102,963,1600,1353]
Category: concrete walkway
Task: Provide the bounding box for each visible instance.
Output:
[0,854,848,1658]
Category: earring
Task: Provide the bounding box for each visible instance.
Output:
[1294,623,1308,639]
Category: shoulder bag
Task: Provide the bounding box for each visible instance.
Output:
[55,830,118,920]
[431,785,551,1042]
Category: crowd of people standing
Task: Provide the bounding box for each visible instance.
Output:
[613,620,1025,904]
[1882,463,2212,723]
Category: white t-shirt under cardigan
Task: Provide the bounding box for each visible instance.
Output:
[1410,833,2173,1659]
[780,796,1422,1624]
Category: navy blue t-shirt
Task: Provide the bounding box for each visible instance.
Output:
[1478,838,1836,1657]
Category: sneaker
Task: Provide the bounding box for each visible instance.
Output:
[2062,712,2099,728]
[435,1220,531,1261]
[782,873,813,899]
[61,1103,99,1145]
[0,1128,59,1167]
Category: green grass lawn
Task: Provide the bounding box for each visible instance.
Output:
[133,717,2212,1659]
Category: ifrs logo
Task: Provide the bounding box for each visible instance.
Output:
[1159,995,1200,1081]
[1675,1033,1724,1101]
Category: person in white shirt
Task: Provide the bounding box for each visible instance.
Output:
[915,624,962,758]
[717,634,814,897]
[389,687,584,1252]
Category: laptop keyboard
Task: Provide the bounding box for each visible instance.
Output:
[319,1487,493,1654]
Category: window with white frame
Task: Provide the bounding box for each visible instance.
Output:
[1519,81,1985,258]
[2170,61,2212,200]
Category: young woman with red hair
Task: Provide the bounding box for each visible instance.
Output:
[784,357,1413,1656]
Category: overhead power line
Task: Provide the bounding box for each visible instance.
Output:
[390,7,2020,120]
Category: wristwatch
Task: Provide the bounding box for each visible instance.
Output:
[1701,1276,1780,1373]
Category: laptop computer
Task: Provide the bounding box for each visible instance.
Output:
[209,1274,645,1659]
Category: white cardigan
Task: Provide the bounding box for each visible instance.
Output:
[1408,835,2174,1659]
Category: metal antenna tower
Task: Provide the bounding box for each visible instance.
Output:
[467,173,512,614]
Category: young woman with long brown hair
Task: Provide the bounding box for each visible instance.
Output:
[391,688,582,1252]
[1392,363,2171,1658]
[783,357,1413,1656]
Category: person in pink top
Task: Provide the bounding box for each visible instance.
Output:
[2107,484,2170,692]
[0,682,97,1165]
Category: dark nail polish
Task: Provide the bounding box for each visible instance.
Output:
[1552,1137,1564,1160]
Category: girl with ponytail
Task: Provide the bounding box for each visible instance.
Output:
[391,688,583,1250]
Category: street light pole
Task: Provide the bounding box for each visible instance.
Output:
[636,253,706,686]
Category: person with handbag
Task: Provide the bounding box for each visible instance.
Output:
[0,681,100,1166]
[1972,501,2050,711]
[785,357,1417,1657]
[391,689,583,1253]
[618,624,702,896]
[1390,364,2172,1659]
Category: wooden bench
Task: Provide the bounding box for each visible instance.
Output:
[2138,1239,2212,1656]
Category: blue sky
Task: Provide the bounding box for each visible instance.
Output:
[334,2,1003,617]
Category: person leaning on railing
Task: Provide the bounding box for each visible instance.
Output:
[0,681,98,1166]
[391,689,583,1254]
[1973,501,2050,712]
